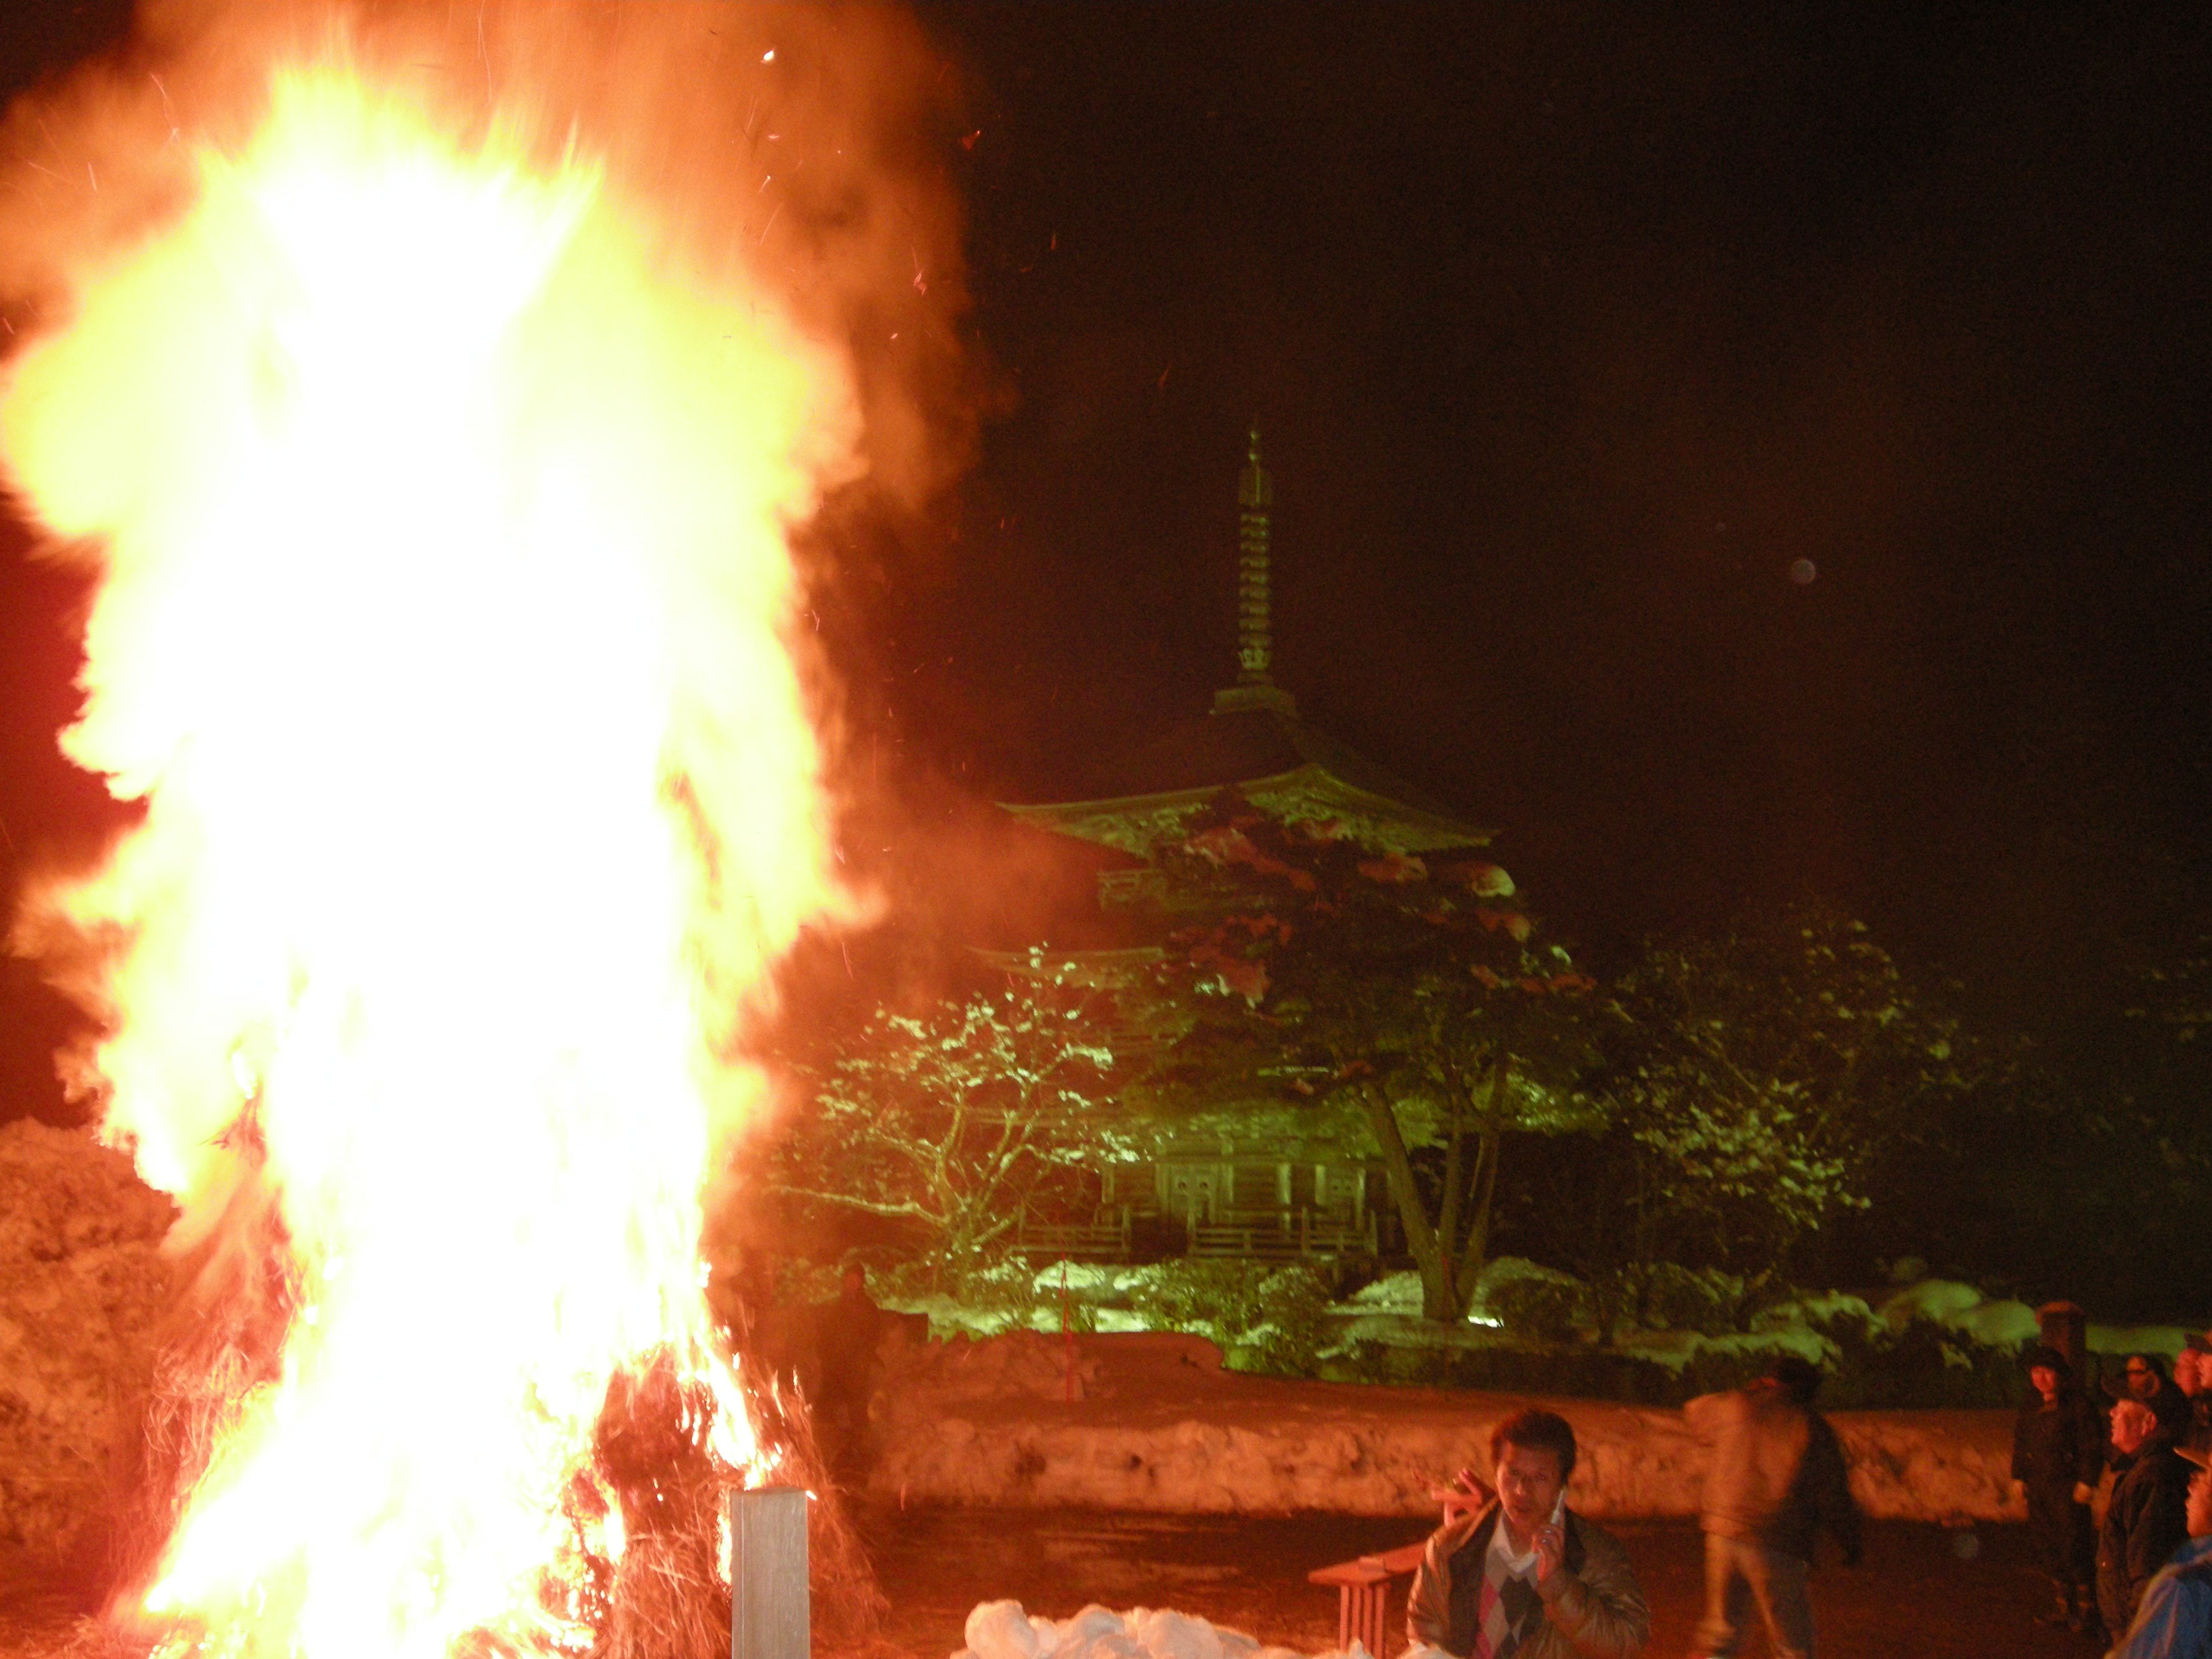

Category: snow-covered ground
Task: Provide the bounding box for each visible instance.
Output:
[867,1328,2027,1523]
[957,1599,1421,1659]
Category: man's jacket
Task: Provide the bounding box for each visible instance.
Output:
[1685,1384,1863,1564]
[2100,1436,2193,1637]
[1406,1500,1649,1658]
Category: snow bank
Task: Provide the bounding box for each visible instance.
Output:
[870,1331,2026,1523]
[2088,1324,2194,1358]
[1610,1326,1829,1374]
[955,1599,1415,1659]
[1877,1280,1985,1328]
[0,1120,176,1557]
[1031,1263,1149,1299]
[1874,1280,2040,1351]
[1345,1271,1423,1312]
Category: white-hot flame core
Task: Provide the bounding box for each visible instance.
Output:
[2,68,853,1659]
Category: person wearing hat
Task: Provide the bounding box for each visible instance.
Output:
[2119,1353,2194,1443]
[2012,1344,2105,1631]
[2099,1396,2194,1642]
[2111,1442,2212,1658]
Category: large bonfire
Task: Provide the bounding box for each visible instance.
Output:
[0,3,963,1655]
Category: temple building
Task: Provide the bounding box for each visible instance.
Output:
[998,427,1491,1262]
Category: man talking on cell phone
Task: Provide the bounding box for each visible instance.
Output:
[1407,1408,1650,1658]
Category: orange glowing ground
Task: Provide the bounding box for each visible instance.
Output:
[1,62,855,1659]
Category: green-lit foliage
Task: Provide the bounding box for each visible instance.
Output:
[1141,792,1598,1323]
[1565,907,1978,1309]
[775,961,1122,1288]
[2127,931,2212,1047]
[1124,1259,1334,1373]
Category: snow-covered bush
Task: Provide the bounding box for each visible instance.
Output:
[1314,1271,2038,1408]
[1125,1260,1332,1372]
[1629,1263,1762,1336]
[1481,1260,1594,1343]
[1782,1293,2024,1408]
[1345,1270,1425,1312]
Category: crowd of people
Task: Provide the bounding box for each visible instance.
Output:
[1401,1340,2212,1659]
[2012,1335,2212,1658]
[1408,1356,1859,1659]
[728,1261,2212,1658]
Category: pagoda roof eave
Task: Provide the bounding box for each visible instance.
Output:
[999,761,1493,857]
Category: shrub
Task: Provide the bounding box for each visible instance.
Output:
[1631,1264,1787,1335]
[1125,1259,1332,1372]
[1488,1273,1594,1344]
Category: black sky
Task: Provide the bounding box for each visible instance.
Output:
[876,3,2212,1019]
[3,4,2210,1118]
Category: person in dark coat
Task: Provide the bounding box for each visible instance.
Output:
[2011,1344,2103,1631]
[2176,1337,2212,1455]
[2112,1443,2212,1659]
[812,1262,883,1470]
[2099,1397,2195,1641]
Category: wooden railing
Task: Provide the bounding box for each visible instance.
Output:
[1014,1207,1133,1260]
[1186,1206,1378,1260]
[1014,1204,1379,1262]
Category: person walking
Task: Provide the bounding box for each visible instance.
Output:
[2012,1343,2105,1632]
[1686,1357,1862,1659]
[2112,1444,2212,1658]
[1407,1408,1651,1657]
[2099,1398,2194,1642]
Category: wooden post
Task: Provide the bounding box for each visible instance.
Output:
[729,1486,808,1659]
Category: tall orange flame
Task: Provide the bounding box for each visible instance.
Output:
[2,43,875,1658]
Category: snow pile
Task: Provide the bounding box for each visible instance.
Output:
[1031,1262,1149,1299]
[1877,1280,1986,1328]
[0,1120,176,1556]
[1613,1326,1830,1374]
[1599,1282,2039,1377]
[1330,1261,1580,1348]
[956,1599,1424,1659]
[1875,1280,2040,1349]
[869,1331,2028,1522]
[1346,1271,1423,1311]
[1470,1256,1583,1310]
[2088,1323,2194,1358]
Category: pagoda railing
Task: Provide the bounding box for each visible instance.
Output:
[1186,1206,1377,1261]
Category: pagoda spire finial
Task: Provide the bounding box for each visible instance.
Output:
[1235,419,1273,685]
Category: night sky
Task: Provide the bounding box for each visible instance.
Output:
[3,4,2209,1118]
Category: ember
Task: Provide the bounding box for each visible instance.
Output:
[0,6,950,1656]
